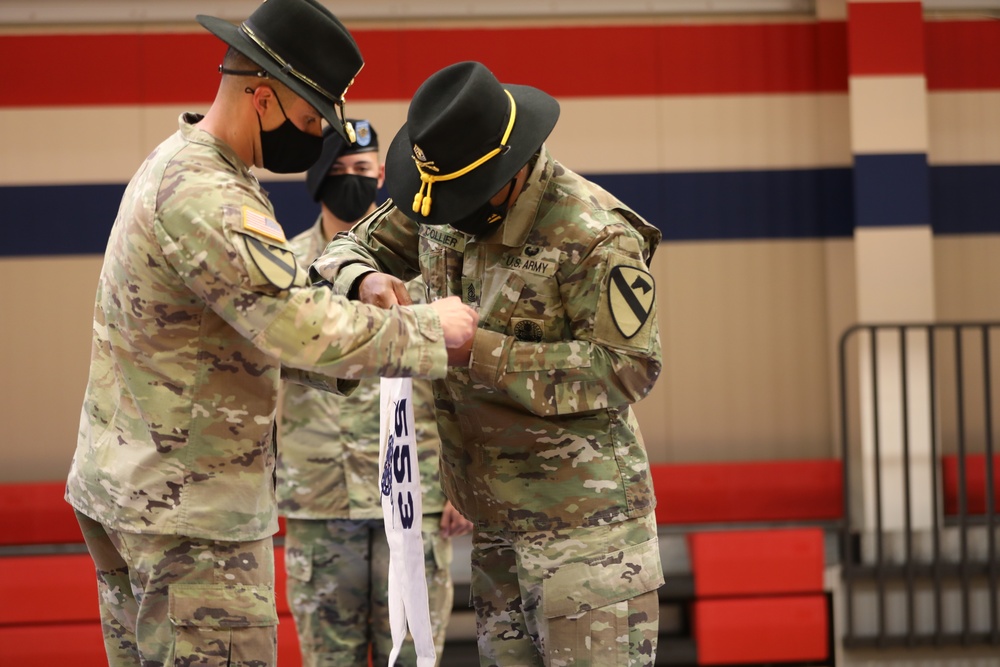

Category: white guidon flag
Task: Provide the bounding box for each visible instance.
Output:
[379,377,436,667]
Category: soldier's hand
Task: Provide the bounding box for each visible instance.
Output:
[358,272,413,308]
[440,501,473,538]
[429,297,479,349]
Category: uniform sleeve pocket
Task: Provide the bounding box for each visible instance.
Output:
[168,583,278,628]
[542,537,664,620]
[553,379,605,415]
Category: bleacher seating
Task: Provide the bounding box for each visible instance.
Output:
[649,459,843,525]
[941,453,1000,516]
[0,487,301,666]
[23,456,992,664]
[650,460,839,666]
[686,528,829,665]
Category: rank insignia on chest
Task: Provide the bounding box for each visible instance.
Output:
[242,206,287,243]
[608,266,655,339]
[462,277,480,308]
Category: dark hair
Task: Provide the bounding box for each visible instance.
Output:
[222,46,261,74]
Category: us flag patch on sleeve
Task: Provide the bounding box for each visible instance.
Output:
[242,206,287,243]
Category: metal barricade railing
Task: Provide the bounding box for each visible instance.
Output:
[838,322,1000,648]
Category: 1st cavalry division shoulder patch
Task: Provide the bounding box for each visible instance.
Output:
[608,266,655,338]
[245,236,299,290]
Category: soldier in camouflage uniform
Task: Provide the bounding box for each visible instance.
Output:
[64,4,478,666]
[313,61,664,666]
[278,121,472,667]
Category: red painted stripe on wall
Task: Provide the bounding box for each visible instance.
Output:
[926,21,1000,90]
[2,23,847,107]
[3,33,227,106]
[3,19,996,108]
[847,2,925,76]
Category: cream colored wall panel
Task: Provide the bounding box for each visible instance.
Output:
[816,0,848,20]
[855,226,936,322]
[928,91,1000,166]
[823,237,858,449]
[5,96,851,185]
[934,235,1000,321]
[0,256,103,482]
[634,239,837,463]
[657,94,853,172]
[0,107,146,185]
[545,98,661,175]
[0,102,409,185]
[849,76,929,155]
[139,104,206,159]
[815,93,854,170]
[552,94,852,174]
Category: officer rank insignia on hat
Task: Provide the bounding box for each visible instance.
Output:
[355,120,372,147]
[608,266,655,339]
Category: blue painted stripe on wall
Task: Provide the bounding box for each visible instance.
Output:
[1,182,322,257]
[2,165,997,257]
[6,183,126,256]
[930,164,1000,236]
[853,153,931,228]
[590,168,855,241]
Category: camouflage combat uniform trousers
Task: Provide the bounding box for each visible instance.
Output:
[471,512,662,667]
[75,510,277,667]
[283,514,454,667]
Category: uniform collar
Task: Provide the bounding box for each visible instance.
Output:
[178,113,255,179]
[490,145,552,248]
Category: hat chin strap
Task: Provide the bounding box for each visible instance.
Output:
[411,90,517,217]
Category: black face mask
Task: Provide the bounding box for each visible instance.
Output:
[449,176,518,237]
[256,92,323,174]
[318,174,379,222]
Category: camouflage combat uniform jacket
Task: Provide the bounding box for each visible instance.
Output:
[277,220,446,519]
[313,146,662,532]
[67,115,448,543]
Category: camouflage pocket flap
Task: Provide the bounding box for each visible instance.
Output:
[542,537,664,619]
[168,583,278,628]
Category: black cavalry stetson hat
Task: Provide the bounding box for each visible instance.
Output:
[386,61,560,227]
[197,0,364,142]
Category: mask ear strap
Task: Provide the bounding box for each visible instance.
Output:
[220,65,269,78]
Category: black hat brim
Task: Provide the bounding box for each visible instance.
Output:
[197,15,349,140]
[385,83,560,227]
